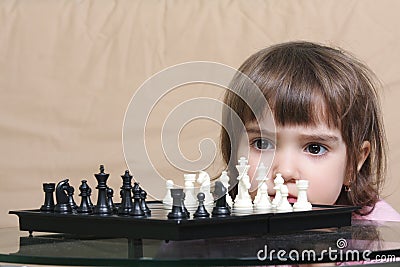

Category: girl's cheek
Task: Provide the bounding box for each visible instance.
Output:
[308,188,340,205]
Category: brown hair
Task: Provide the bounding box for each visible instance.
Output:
[220,41,386,214]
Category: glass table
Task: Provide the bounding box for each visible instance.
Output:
[1,219,400,266]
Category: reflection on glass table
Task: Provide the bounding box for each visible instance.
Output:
[0,220,400,266]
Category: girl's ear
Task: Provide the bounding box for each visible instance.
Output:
[357,141,371,172]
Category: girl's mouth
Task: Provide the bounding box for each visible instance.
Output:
[288,197,297,204]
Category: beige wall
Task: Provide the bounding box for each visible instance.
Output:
[1,0,400,228]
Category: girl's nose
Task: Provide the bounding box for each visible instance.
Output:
[270,150,299,182]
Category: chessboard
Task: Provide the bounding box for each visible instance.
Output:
[9,164,359,241]
[10,202,358,241]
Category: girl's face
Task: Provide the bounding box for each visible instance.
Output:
[236,115,347,205]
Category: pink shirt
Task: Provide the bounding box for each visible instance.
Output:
[352,199,400,221]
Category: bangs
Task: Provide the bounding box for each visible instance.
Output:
[269,84,340,129]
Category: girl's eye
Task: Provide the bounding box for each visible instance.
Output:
[251,138,274,150]
[305,144,328,155]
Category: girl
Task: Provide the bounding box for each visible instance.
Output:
[220,41,400,220]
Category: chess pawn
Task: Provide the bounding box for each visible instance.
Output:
[140,188,151,216]
[167,188,187,219]
[234,157,253,209]
[197,171,213,207]
[293,180,312,211]
[130,182,146,217]
[276,185,293,213]
[193,192,210,218]
[93,165,112,215]
[272,173,284,208]
[218,171,233,207]
[118,170,134,215]
[66,185,78,211]
[40,183,55,212]
[107,187,117,213]
[162,180,174,208]
[183,174,197,210]
[254,182,273,211]
[254,163,268,204]
[77,180,93,214]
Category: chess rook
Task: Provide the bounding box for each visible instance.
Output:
[293,180,312,211]
[167,188,187,219]
[40,183,55,212]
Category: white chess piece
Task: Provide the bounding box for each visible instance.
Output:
[183,173,197,209]
[276,184,293,213]
[293,180,312,211]
[272,173,284,209]
[219,171,233,207]
[233,157,253,209]
[254,162,268,205]
[254,182,273,211]
[162,180,174,208]
[197,171,213,207]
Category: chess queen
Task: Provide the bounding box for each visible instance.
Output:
[220,41,400,220]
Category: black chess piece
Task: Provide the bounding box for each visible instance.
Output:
[107,187,117,213]
[77,180,93,214]
[87,186,94,208]
[54,179,72,213]
[66,185,78,211]
[193,192,210,218]
[181,192,190,218]
[93,165,112,215]
[118,170,134,215]
[130,182,146,217]
[212,181,231,217]
[40,183,55,212]
[139,188,151,216]
[167,188,187,219]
